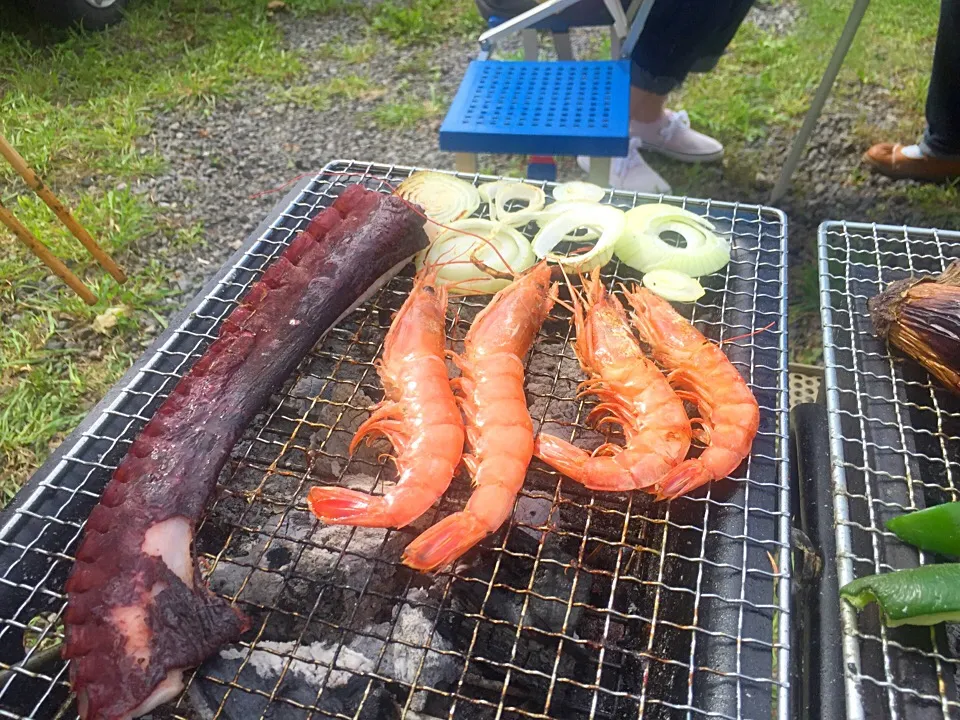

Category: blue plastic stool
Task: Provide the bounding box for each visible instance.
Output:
[439,59,631,183]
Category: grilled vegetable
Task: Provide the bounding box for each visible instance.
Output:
[532,203,625,273]
[490,181,546,227]
[552,181,605,203]
[641,269,705,302]
[415,218,536,295]
[840,564,960,626]
[396,171,481,227]
[616,204,730,277]
[869,260,960,395]
[887,502,960,557]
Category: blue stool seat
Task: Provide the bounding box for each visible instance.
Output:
[439,60,631,157]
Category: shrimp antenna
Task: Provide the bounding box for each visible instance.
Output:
[552,263,579,315]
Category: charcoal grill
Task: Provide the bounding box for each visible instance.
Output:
[818,220,960,720]
[0,160,791,720]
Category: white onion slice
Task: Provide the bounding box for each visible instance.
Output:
[478,179,521,203]
[396,171,481,227]
[616,204,730,277]
[491,182,545,227]
[642,269,705,302]
[552,181,605,203]
[532,204,625,273]
[535,201,605,241]
[415,219,536,295]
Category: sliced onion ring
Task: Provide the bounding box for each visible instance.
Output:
[642,269,705,302]
[492,182,545,227]
[415,219,536,295]
[616,204,730,277]
[552,181,605,203]
[396,171,481,227]
[478,179,521,203]
[535,201,606,241]
[532,204,625,273]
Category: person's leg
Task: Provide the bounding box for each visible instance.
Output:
[629,0,754,92]
[630,88,666,123]
[627,0,754,162]
[921,0,960,158]
[864,0,960,180]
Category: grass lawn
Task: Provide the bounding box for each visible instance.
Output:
[0,0,955,502]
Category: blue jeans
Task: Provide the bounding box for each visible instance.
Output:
[920,0,960,159]
[475,0,755,93]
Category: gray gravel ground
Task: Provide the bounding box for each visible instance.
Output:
[132,2,954,363]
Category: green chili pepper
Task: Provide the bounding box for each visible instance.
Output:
[840,564,960,627]
[887,502,960,557]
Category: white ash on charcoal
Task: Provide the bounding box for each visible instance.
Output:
[208,505,404,613]
[192,587,458,719]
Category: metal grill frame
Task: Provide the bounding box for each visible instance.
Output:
[818,220,960,720]
[0,160,791,720]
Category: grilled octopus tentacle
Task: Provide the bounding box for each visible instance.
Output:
[62,185,428,720]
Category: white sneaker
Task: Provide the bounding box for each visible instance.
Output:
[631,109,724,163]
[577,140,672,194]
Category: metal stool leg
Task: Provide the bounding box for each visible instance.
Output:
[588,157,611,186]
[455,153,478,174]
[552,31,574,60]
[522,28,539,60]
[769,0,871,203]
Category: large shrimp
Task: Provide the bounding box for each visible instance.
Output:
[402,262,556,571]
[623,286,759,498]
[533,270,691,491]
[307,269,464,528]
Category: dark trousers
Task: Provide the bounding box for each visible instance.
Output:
[921,0,960,158]
[628,0,755,94]
[475,0,755,93]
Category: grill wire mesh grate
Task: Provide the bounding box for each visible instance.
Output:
[0,161,790,720]
[819,220,960,720]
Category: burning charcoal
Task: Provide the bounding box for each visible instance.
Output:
[191,646,400,720]
[456,527,592,636]
[512,494,558,538]
[306,386,378,475]
[441,528,593,712]
[291,373,326,413]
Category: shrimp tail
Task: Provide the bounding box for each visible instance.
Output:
[307,486,401,527]
[655,459,714,499]
[401,512,489,572]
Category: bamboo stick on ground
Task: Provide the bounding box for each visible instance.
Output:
[0,200,98,305]
[0,134,126,284]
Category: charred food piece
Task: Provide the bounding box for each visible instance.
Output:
[869,260,960,396]
[62,185,428,720]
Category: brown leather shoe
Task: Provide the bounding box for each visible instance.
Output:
[864,143,960,181]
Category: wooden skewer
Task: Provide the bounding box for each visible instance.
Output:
[0,199,98,305]
[0,134,127,284]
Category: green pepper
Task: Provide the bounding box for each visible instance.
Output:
[887,502,960,557]
[840,564,960,627]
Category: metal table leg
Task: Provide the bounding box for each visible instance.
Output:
[769,0,871,204]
